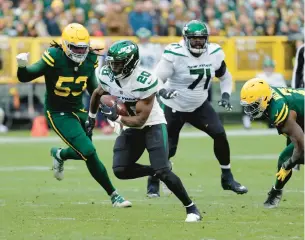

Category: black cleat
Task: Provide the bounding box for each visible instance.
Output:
[147,176,160,198]
[264,187,283,208]
[221,173,248,194]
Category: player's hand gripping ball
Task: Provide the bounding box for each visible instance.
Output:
[100,95,128,121]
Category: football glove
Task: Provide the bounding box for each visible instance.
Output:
[158,88,179,99]
[218,92,233,111]
[276,167,292,181]
[16,52,29,68]
[107,119,123,135]
[100,102,119,121]
[85,116,96,138]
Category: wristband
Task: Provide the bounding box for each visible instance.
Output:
[89,111,97,118]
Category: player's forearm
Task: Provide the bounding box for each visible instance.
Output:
[17,60,46,83]
[120,115,147,128]
[219,70,232,95]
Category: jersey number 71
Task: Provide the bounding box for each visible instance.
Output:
[188,68,211,90]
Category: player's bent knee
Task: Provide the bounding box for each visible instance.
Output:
[212,132,227,141]
[169,147,177,159]
[113,166,128,179]
[81,147,96,159]
[154,167,171,180]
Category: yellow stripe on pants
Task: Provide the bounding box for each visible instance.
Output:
[47,111,87,160]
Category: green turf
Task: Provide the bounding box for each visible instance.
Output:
[0,133,303,240]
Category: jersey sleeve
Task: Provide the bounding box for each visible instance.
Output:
[96,66,111,92]
[41,48,57,68]
[268,99,290,130]
[162,43,188,63]
[209,43,225,70]
[132,73,159,99]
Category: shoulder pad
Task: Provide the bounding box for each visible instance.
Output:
[132,69,158,99]
[41,47,59,67]
[208,43,225,60]
[87,52,99,69]
[268,99,289,128]
[162,43,188,62]
[97,66,112,91]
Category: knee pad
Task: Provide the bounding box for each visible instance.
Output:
[81,147,96,159]
[113,166,127,179]
[154,167,171,181]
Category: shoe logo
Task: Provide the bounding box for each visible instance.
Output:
[60,112,64,115]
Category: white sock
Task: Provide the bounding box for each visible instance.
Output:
[185,202,194,208]
[111,191,118,197]
[220,164,231,169]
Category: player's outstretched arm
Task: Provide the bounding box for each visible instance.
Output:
[120,94,155,128]
[280,111,304,170]
[216,61,233,111]
[17,53,47,83]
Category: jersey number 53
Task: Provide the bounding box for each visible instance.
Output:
[54,76,87,97]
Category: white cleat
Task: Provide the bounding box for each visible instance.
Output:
[111,194,132,208]
[147,193,160,198]
[51,148,64,181]
[185,213,202,222]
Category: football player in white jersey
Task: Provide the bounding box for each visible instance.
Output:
[147,20,248,196]
[85,40,202,222]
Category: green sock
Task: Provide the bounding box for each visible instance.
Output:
[60,147,83,160]
[86,152,116,195]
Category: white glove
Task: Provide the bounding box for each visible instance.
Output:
[16,52,29,68]
[107,119,123,135]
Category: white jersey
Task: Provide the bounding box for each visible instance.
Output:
[157,40,225,112]
[96,66,166,128]
[138,43,163,71]
[256,72,287,88]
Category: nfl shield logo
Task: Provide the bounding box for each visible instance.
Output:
[120,91,123,95]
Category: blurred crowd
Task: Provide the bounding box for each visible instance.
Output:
[0,0,303,40]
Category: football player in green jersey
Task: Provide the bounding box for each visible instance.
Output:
[16,23,131,208]
[240,78,304,208]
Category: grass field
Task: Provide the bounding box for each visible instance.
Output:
[0,127,303,240]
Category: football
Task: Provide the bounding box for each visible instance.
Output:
[100,95,129,116]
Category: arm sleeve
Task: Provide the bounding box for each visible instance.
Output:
[291,45,304,88]
[217,61,232,95]
[154,58,175,83]
[17,59,47,83]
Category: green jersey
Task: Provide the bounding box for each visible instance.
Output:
[17,47,99,111]
[267,87,304,133]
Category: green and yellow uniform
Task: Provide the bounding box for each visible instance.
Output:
[17,45,116,196]
[266,87,304,188]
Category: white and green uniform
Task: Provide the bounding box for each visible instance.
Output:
[96,65,166,127]
[155,40,232,112]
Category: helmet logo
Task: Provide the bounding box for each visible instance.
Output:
[118,45,135,54]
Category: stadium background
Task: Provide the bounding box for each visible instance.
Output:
[0,1,304,239]
[0,0,303,129]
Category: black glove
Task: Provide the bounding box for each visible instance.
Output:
[218,92,233,111]
[100,102,119,121]
[158,88,179,99]
[85,116,96,138]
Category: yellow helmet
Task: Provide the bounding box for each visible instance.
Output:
[240,78,272,119]
[61,23,90,63]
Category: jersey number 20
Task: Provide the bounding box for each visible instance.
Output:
[54,76,87,97]
[188,68,211,90]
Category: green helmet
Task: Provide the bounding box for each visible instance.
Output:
[182,20,209,55]
[106,40,139,80]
